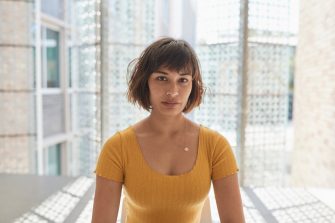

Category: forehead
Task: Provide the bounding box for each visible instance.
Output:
[155,64,192,74]
[152,69,191,78]
[152,70,192,77]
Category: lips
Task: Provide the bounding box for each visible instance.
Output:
[162,101,180,104]
[161,101,180,108]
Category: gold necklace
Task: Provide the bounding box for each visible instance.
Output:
[183,118,190,152]
[147,118,190,152]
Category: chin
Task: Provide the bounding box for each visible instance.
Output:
[151,107,183,116]
[159,110,182,115]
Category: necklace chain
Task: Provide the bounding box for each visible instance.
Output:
[183,118,190,152]
[147,118,190,152]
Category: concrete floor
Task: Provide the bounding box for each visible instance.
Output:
[1,174,335,223]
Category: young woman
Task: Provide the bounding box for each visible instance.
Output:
[92,37,245,223]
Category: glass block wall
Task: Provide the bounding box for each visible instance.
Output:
[195,0,295,186]
[70,0,156,175]
[105,0,156,133]
[70,0,101,175]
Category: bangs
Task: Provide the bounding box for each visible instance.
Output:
[153,40,194,74]
[127,37,204,113]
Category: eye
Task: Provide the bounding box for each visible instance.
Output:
[156,76,167,81]
[180,78,189,83]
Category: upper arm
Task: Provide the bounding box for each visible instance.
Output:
[212,173,245,223]
[92,132,125,222]
[91,175,123,223]
[211,132,239,181]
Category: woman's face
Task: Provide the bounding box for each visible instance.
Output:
[148,66,193,116]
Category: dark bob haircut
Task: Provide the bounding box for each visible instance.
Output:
[126,37,205,113]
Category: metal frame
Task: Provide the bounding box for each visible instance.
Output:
[35,0,72,175]
[35,0,44,175]
[236,0,248,186]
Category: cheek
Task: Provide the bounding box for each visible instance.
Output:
[186,84,193,96]
[148,82,163,101]
[149,83,161,95]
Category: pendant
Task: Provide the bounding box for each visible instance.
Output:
[184,147,189,152]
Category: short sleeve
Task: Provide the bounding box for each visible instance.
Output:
[211,132,239,180]
[94,132,124,182]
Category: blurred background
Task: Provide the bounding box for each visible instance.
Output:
[0,0,334,222]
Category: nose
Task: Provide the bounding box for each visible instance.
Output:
[167,82,179,96]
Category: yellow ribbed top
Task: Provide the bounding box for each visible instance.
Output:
[94,125,239,223]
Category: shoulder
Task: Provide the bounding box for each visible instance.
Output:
[201,125,228,141]
[103,126,137,155]
[103,126,132,146]
[200,125,231,150]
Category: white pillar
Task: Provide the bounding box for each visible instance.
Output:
[154,0,197,45]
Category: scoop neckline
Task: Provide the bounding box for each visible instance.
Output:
[129,124,203,177]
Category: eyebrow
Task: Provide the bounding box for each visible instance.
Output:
[155,70,191,76]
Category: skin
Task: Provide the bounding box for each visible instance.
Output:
[92,176,122,223]
[145,66,193,136]
[213,174,245,222]
[91,67,245,222]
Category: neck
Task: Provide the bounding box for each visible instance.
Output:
[146,113,187,137]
